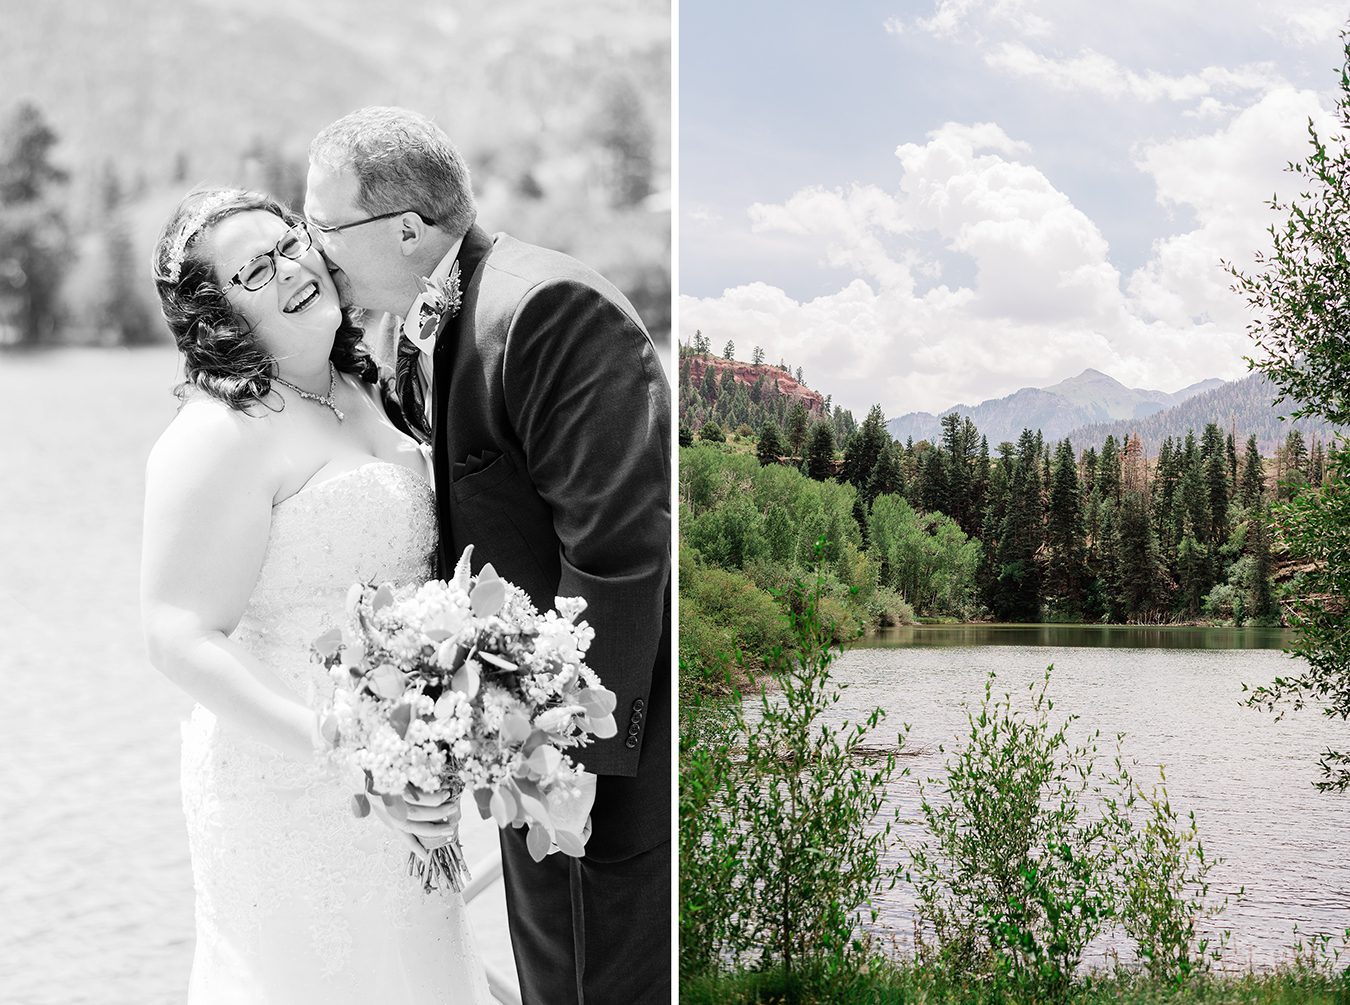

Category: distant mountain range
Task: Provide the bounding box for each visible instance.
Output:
[1,0,669,219]
[884,368,1345,455]
[886,369,1224,446]
[1066,372,1345,455]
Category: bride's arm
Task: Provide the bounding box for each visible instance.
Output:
[140,403,320,761]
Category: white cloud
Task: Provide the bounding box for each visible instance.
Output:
[748,184,915,290]
[1273,3,1345,47]
[985,41,1285,104]
[678,108,1316,416]
[907,0,1050,41]
[1127,87,1333,329]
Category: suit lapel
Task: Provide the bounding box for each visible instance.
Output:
[430,224,494,437]
[428,224,494,577]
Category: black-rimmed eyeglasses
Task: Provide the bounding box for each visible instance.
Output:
[223,222,314,292]
[308,209,440,236]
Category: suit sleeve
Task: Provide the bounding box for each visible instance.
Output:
[501,279,671,777]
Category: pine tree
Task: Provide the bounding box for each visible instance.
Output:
[1175,534,1210,617]
[866,443,905,501]
[939,413,974,532]
[977,444,1014,614]
[0,103,71,346]
[843,405,889,500]
[1044,438,1085,615]
[722,339,735,360]
[1179,434,1209,544]
[1153,437,1181,558]
[1201,423,1230,542]
[700,365,718,403]
[992,430,1044,621]
[786,401,810,458]
[1240,435,1265,508]
[804,421,836,481]
[757,420,785,466]
[920,448,948,516]
[1115,434,1165,618]
[1246,503,1277,621]
[1097,435,1122,505]
[1204,440,1231,543]
[1081,446,1099,498]
[751,345,765,366]
[1280,429,1310,499]
[699,421,725,443]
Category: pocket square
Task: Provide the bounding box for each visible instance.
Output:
[453,448,502,480]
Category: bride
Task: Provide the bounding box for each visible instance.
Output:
[140,187,492,1003]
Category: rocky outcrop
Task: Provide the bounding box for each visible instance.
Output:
[685,355,825,414]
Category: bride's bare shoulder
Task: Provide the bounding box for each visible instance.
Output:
[147,392,280,491]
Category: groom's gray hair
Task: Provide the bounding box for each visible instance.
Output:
[310,107,477,239]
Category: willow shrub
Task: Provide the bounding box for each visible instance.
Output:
[907,670,1231,1001]
[680,543,906,999]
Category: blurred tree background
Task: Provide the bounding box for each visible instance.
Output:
[0,0,670,350]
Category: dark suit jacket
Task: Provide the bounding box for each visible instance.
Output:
[399,225,671,861]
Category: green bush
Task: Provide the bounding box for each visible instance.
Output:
[679,545,793,699]
[679,546,906,995]
[907,670,1234,1000]
[684,493,770,569]
[864,586,915,627]
[1110,766,1232,985]
[907,670,1118,1000]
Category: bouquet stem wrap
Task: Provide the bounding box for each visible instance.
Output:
[410,837,472,893]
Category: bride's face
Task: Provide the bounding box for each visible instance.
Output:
[206,210,343,363]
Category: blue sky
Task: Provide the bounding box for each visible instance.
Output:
[679,1,1347,416]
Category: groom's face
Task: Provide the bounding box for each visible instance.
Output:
[304,162,407,317]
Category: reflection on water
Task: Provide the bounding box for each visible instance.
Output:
[862,623,1294,651]
[828,640,1350,967]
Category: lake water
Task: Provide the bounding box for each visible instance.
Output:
[829,626,1350,967]
[0,347,515,1003]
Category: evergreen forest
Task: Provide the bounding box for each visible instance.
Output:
[678,341,1331,690]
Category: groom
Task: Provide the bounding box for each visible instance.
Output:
[304,107,671,1003]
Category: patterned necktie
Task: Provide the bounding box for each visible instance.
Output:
[394,333,432,444]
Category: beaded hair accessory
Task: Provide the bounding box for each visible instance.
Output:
[162,189,244,283]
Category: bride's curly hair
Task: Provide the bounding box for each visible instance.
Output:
[151,187,378,410]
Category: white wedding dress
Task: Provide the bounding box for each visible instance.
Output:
[179,460,491,1004]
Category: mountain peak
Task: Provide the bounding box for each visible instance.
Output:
[887,367,1225,445]
[1048,367,1125,390]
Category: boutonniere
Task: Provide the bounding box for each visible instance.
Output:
[412,261,463,347]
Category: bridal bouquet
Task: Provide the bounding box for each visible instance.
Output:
[311,546,617,892]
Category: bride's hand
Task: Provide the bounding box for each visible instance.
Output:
[368,788,462,861]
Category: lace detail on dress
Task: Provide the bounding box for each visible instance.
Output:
[178,462,490,1004]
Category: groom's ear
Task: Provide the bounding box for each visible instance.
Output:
[398,213,426,257]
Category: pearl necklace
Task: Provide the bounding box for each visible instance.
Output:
[272,362,345,421]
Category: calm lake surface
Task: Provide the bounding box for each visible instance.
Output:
[832,625,1349,967]
[0,347,513,1004]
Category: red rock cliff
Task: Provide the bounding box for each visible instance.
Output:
[685,355,825,415]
